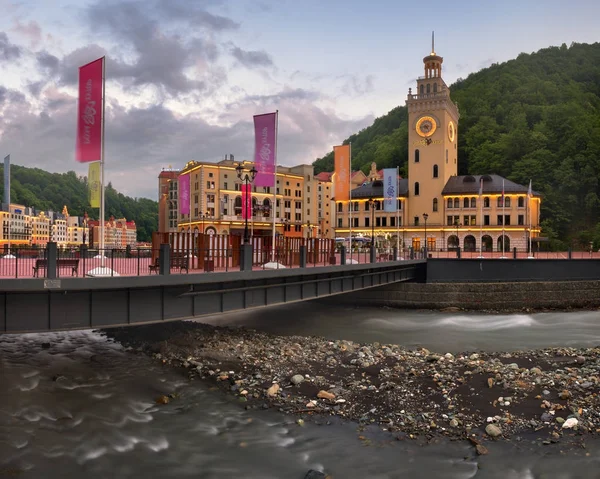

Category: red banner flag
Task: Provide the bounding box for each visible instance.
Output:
[242,184,252,220]
[179,173,190,215]
[253,112,277,187]
[76,57,104,162]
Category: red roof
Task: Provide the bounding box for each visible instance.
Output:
[315,172,332,181]
[159,170,179,179]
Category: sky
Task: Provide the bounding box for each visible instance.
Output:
[0,0,598,201]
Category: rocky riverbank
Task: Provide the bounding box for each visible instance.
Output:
[104,321,600,451]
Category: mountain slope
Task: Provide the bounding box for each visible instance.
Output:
[313,42,600,247]
[0,164,157,242]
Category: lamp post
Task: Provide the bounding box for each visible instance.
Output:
[454,220,462,252]
[368,198,375,247]
[235,163,257,244]
[423,213,428,258]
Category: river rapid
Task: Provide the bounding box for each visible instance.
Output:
[1,304,600,478]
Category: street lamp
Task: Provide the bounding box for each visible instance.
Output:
[423,213,428,258]
[368,198,375,248]
[305,221,313,240]
[235,163,258,244]
[454,220,462,252]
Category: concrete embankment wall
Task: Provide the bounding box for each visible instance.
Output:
[330,281,600,311]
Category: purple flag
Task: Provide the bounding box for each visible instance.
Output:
[253,112,277,187]
[179,173,190,215]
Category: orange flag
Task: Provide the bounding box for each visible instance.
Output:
[333,145,350,201]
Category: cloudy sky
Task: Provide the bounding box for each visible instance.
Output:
[0,0,598,200]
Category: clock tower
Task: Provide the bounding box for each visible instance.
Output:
[406,33,459,230]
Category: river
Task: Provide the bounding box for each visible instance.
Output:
[1,304,600,478]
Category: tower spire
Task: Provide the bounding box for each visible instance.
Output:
[431,31,435,55]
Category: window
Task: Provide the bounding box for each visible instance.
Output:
[464,215,470,225]
[398,199,402,210]
[505,197,511,207]
[484,197,490,208]
[420,84,424,95]
[353,202,359,211]
[426,84,431,93]
[338,218,342,227]
[518,197,525,208]
[376,217,381,227]
[414,216,419,226]
[433,198,438,212]
[497,197,504,208]
[208,172,213,178]
[382,217,387,227]
[463,198,469,208]
[471,198,476,208]
[365,202,369,211]
[414,182,420,195]
[505,215,511,225]
[447,216,453,226]
[390,217,396,227]
[365,217,370,227]
[453,198,459,208]
[433,164,438,178]
[447,198,453,209]
[224,182,228,190]
[353,218,358,227]
[433,83,438,93]
[470,215,476,225]
[518,214,524,225]
[497,215,503,225]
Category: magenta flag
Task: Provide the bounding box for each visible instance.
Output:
[76,57,104,162]
[253,112,277,187]
[242,184,252,219]
[179,173,190,215]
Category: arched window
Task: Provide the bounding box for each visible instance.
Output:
[420,84,424,95]
[453,198,460,208]
[337,202,343,212]
[484,197,490,208]
[234,196,242,215]
[463,198,470,208]
[471,197,476,208]
[433,198,438,212]
[518,197,525,208]
[414,182,420,196]
[505,197,511,207]
[433,164,438,178]
[426,84,431,94]
[433,83,438,93]
[497,197,503,207]
[415,149,420,163]
[447,198,453,209]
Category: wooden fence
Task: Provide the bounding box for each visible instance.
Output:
[152,233,335,269]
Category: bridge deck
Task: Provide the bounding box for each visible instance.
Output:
[0,261,425,334]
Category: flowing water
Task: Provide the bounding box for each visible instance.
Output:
[1,304,600,478]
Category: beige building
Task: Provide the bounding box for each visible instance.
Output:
[333,43,541,253]
[165,156,335,239]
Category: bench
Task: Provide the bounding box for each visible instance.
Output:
[33,258,79,277]
[148,254,189,274]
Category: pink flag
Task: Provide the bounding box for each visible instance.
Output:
[242,184,252,219]
[179,173,190,215]
[76,57,104,162]
[253,112,277,187]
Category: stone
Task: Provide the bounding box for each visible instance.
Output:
[267,383,280,397]
[556,417,565,424]
[485,424,502,437]
[530,367,542,375]
[449,419,459,427]
[291,374,305,385]
[304,470,327,479]
[156,395,170,405]
[476,444,489,455]
[576,356,586,365]
[559,390,572,400]
[562,418,578,429]
[317,390,336,400]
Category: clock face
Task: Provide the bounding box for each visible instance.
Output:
[448,121,456,142]
[416,116,437,138]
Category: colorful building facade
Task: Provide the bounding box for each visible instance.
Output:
[333,44,541,252]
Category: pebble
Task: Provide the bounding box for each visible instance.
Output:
[267,384,280,397]
[449,419,459,427]
[562,418,578,429]
[485,424,502,437]
[317,390,336,400]
[291,374,305,385]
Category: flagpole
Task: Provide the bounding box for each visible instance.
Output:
[271,110,278,264]
[396,166,400,259]
[349,142,352,262]
[528,180,534,259]
[100,56,106,266]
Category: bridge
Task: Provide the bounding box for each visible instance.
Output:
[0,260,425,334]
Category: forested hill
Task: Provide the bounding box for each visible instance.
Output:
[313,42,600,248]
[0,164,157,242]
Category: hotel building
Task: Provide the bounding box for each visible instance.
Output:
[158,156,336,239]
[333,44,541,252]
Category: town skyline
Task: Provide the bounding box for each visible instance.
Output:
[0,0,598,200]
